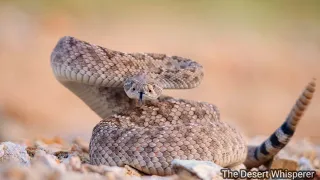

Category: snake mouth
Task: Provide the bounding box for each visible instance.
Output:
[139,91,144,102]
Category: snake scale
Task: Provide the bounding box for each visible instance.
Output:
[50,36,316,176]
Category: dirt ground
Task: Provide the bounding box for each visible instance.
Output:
[0,1,319,143]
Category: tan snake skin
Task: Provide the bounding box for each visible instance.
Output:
[50,36,316,176]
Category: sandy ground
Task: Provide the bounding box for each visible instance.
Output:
[0,2,319,143]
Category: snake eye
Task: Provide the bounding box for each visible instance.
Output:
[149,90,152,93]
[132,88,135,91]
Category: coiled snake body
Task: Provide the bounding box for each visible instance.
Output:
[50,36,316,176]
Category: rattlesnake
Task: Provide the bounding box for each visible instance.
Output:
[50,36,316,176]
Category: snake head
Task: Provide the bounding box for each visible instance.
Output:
[123,74,163,101]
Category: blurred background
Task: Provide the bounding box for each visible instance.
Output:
[0,0,319,143]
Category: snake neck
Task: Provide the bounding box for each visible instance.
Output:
[60,81,136,119]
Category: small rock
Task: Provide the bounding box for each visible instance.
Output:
[299,157,314,170]
[34,140,64,154]
[70,144,90,164]
[171,159,224,180]
[54,151,71,162]
[250,168,259,171]
[66,156,82,171]
[258,165,268,171]
[32,149,66,172]
[0,142,30,166]
[72,138,89,153]
[26,146,37,158]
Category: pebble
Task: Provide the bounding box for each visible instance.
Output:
[171,159,224,180]
[0,142,30,166]
[299,157,314,170]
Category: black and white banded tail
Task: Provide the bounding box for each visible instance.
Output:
[244,78,316,168]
